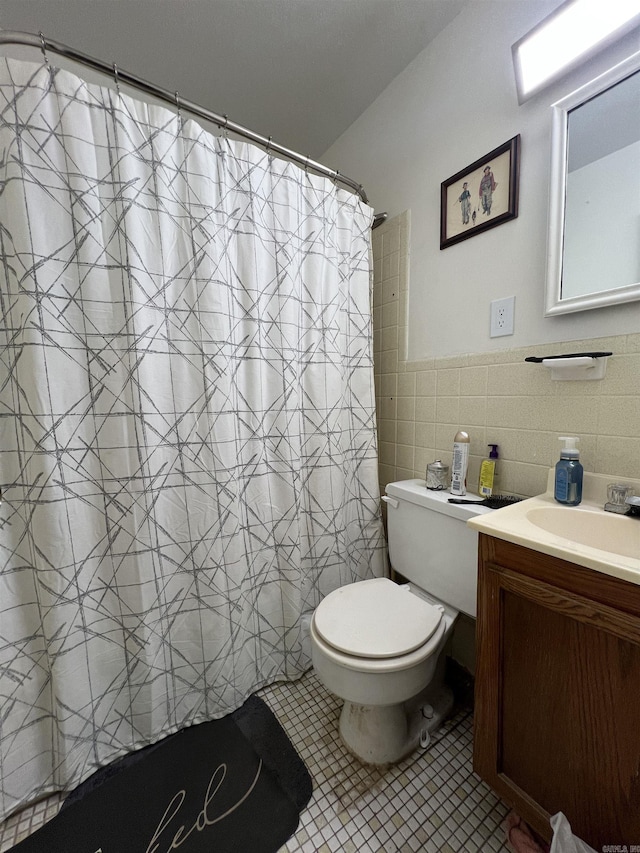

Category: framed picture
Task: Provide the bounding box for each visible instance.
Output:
[440,135,520,250]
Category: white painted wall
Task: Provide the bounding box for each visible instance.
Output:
[322,1,640,360]
[563,141,640,298]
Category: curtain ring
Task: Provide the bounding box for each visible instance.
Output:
[113,63,120,95]
[222,114,229,138]
[333,169,340,186]
[38,32,49,67]
[175,91,184,132]
[266,136,272,156]
[304,155,310,174]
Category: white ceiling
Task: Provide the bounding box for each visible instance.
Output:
[0,0,466,159]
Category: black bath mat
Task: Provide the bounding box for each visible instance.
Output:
[11,695,312,852]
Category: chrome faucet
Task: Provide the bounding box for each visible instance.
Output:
[625,495,640,518]
[604,483,634,514]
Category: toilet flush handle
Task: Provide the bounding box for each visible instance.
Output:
[381,496,399,509]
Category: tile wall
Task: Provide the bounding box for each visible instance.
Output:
[372,211,640,502]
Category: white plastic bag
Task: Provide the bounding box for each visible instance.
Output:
[550,813,598,853]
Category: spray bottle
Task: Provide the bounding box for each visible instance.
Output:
[554,437,583,506]
[450,430,470,496]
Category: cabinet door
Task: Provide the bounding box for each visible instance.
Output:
[474,554,640,848]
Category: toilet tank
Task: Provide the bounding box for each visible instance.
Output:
[384,479,493,618]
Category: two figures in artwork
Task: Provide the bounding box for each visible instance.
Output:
[458,165,497,227]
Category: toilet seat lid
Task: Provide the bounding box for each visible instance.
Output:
[313,577,443,659]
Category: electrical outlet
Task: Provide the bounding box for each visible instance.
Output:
[490,296,515,337]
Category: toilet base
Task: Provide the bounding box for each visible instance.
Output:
[338,682,455,766]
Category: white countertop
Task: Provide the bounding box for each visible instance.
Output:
[466,470,640,586]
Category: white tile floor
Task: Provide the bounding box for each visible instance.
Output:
[264,670,510,852]
[0,669,510,852]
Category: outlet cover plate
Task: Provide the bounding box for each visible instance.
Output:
[490,296,515,337]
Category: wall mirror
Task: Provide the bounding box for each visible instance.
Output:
[545,50,640,315]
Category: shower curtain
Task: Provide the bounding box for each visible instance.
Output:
[0,57,386,818]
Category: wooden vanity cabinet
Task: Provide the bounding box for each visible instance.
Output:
[473,533,640,848]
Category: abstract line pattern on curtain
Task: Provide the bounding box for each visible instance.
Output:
[0,58,386,817]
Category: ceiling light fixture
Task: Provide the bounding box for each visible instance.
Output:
[512,0,640,103]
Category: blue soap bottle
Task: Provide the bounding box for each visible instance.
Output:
[554,436,583,506]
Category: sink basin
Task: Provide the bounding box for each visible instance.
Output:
[466,470,640,584]
[525,506,640,560]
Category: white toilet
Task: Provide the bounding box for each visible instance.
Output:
[310,478,491,765]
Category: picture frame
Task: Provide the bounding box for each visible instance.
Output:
[440,135,520,250]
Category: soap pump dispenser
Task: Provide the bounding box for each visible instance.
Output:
[554,436,583,506]
[478,444,499,497]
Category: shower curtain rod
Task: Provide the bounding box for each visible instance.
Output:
[0,30,388,229]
